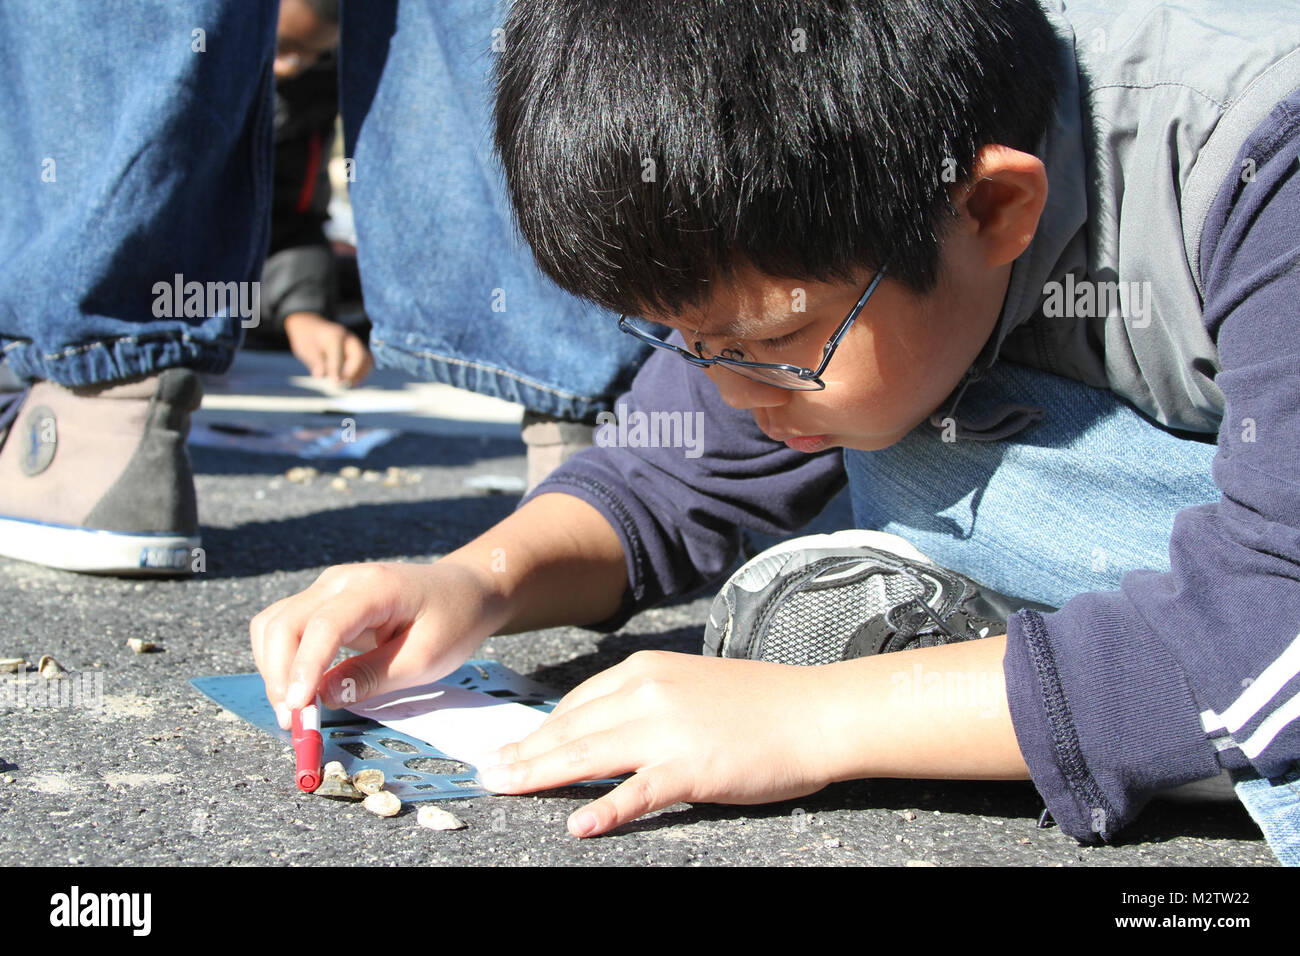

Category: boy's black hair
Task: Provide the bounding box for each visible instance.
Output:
[493,0,1060,317]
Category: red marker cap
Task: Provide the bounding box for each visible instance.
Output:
[291,698,323,792]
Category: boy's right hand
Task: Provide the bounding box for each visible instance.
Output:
[250,560,504,729]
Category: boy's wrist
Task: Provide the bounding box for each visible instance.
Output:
[431,547,517,637]
[806,658,886,784]
[432,493,628,637]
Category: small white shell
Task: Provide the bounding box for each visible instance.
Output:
[0,658,26,674]
[285,466,318,483]
[322,761,348,780]
[125,638,157,654]
[38,655,67,680]
[363,791,402,817]
[330,476,349,491]
[417,806,466,831]
[339,466,362,479]
[352,768,385,795]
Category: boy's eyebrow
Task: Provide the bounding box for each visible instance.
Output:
[690,309,808,340]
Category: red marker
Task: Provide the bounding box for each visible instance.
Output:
[291,697,323,792]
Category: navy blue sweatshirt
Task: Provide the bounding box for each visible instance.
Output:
[522,92,1300,843]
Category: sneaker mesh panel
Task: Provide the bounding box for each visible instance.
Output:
[760,567,925,665]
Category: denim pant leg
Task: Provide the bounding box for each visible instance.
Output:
[339,1,652,421]
[1231,764,1300,865]
[0,1,277,386]
[844,362,1220,609]
[846,361,1299,863]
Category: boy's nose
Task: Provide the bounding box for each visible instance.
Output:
[705,366,792,411]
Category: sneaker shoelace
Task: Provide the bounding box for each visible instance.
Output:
[883,572,998,652]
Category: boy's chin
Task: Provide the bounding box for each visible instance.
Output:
[776,419,918,453]
[837,406,956,451]
[836,428,913,452]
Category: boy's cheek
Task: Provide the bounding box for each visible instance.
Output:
[785,392,916,452]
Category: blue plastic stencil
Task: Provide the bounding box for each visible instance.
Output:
[191,660,591,801]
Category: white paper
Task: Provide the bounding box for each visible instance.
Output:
[344,683,547,769]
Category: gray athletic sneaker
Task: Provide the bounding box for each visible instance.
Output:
[0,369,203,574]
[704,530,1009,665]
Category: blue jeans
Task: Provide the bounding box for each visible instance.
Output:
[0,0,649,420]
[845,361,1298,864]
[0,1,277,384]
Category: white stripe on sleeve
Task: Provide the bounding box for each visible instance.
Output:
[1201,631,1300,734]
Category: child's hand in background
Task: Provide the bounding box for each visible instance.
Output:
[478,651,831,837]
[250,560,507,728]
[283,311,373,387]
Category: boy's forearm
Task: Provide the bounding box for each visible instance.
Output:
[815,636,1030,782]
[438,492,629,635]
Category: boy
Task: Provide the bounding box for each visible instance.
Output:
[251,0,1300,861]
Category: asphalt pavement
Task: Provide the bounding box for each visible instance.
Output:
[0,353,1276,867]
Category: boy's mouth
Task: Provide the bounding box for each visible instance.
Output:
[754,415,834,453]
[782,435,831,453]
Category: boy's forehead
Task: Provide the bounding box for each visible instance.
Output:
[656,269,864,336]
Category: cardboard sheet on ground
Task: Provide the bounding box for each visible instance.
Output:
[192,660,609,802]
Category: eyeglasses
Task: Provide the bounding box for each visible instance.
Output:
[617,264,888,391]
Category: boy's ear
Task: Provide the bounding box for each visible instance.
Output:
[952,145,1048,269]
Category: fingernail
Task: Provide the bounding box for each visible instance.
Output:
[569,811,597,838]
[285,681,308,708]
[274,703,290,728]
[477,765,511,790]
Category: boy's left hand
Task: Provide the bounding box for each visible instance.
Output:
[477,650,831,837]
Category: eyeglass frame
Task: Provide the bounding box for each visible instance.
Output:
[617,263,889,391]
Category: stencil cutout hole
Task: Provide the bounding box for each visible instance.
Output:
[377,738,419,754]
[338,741,385,760]
[394,774,421,782]
[404,757,472,775]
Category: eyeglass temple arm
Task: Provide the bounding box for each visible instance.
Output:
[810,264,889,377]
